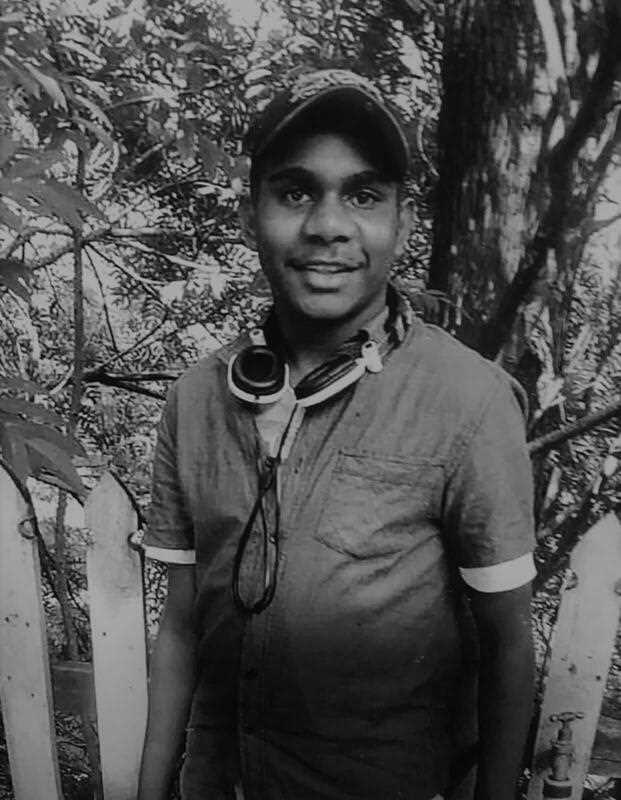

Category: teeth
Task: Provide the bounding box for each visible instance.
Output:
[304,264,350,272]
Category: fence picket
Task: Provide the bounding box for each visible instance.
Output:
[85,472,148,800]
[527,513,621,798]
[0,464,62,800]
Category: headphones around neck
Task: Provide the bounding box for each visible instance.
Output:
[227,286,412,409]
[227,327,386,408]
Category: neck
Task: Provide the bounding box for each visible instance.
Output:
[273,300,386,382]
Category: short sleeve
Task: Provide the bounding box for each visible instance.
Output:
[143,382,196,564]
[443,374,536,592]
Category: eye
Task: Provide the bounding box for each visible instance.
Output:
[280,186,312,205]
[348,188,383,208]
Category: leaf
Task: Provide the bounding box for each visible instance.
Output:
[0,258,31,301]
[247,270,272,298]
[58,37,103,63]
[0,13,25,24]
[72,113,116,150]
[42,179,104,222]
[197,135,223,177]
[61,128,91,155]
[15,420,85,457]
[230,156,249,180]
[178,41,209,54]
[0,397,64,427]
[0,177,104,227]
[0,135,19,167]
[0,179,40,212]
[21,62,68,110]
[69,90,111,127]
[0,55,41,98]
[245,83,269,101]
[25,437,86,499]
[0,199,24,231]
[176,118,196,162]
[186,63,205,91]
[5,149,65,179]
[0,376,46,394]
[146,118,164,139]
[0,424,31,484]
[245,67,272,84]
[162,28,188,41]
[50,1,79,20]
[72,75,111,105]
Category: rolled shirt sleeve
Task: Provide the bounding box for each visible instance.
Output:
[143,382,196,564]
[443,373,536,592]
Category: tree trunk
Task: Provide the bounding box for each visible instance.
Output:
[430,0,621,372]
[430,0,551,353]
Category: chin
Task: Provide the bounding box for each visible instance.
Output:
[294,295,357,322]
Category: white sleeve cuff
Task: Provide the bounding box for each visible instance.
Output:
[459,552,536,592]
[144,545,196,565]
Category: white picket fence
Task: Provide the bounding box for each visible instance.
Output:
[0,463,620,800]
[0,465,147,800]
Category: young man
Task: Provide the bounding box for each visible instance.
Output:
[139,70,536,800]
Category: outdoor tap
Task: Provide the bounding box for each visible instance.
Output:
[542,711,585,799]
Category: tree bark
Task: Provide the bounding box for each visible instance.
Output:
[430,0,621,365]
[429,0,550,350]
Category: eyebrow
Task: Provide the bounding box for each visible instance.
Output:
[266,166,394,189]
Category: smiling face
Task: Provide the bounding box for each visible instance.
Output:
[244,131,411,335]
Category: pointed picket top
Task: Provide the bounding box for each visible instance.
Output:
[0,462,62,800]
[85,471,148,800]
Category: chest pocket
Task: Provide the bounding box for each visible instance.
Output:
[315,451,443,559]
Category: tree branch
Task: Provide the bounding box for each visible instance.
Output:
[82,372,166,400]
[94,312,170,371]
[1,225,73,259]
[528,396,621,455]
[533,489,595,591]
[84,370,178,382]
[477,0,621,358]
[583,210,621,237]
[30,226,194,271]
[86,243,164,299]
[84,247,120,355]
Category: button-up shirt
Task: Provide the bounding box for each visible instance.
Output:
[144,307,535,800]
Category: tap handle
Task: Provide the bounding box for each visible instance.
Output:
[549,711,585,741]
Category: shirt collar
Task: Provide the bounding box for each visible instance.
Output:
[216,282,414,365]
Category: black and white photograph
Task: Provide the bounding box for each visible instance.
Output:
[0,1,620,799]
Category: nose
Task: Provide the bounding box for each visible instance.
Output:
[301,194,356,243]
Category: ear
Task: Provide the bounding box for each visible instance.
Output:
[394,197,414,258]
[239,196,258,250]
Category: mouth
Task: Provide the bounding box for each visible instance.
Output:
[290,260,359,273]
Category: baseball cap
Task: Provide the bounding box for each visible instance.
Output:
[245,69,410,179]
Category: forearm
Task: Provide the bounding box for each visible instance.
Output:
[475,636,533,800]
[468,582,535,800]
[138,611,198,800]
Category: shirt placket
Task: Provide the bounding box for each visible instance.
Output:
[237,408,305,799]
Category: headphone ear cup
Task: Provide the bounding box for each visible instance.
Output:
[230,345,286,398]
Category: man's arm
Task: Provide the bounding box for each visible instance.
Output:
[469,581,534,800]
[138,563,198,800]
